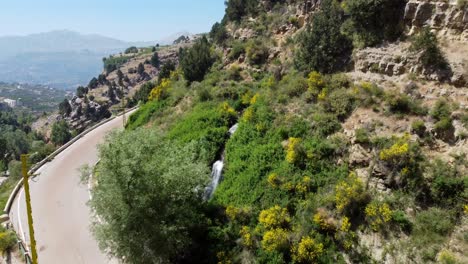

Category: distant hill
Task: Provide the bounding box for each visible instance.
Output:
[0,30,190,89]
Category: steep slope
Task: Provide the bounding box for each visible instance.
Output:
[72,1,468,263]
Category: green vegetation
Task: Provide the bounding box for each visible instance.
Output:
[179,36,214,83]
[150,52,160,68]
[295,0,352,73]
[225,0,257,22]
[341,0,405,47]
[104,56,131,74]
[89,1,467,263]
[91,129,209,263]
[410,27,449,71]
[124,46,139,54]
[51,120,72,145]
[0,226,17,253]
[210,22,228,45]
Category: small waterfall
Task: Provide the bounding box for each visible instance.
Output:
[204,123,238,200]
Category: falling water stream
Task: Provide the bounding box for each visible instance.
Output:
[204,123,238,199]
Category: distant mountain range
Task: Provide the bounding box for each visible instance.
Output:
[0,30,191,89]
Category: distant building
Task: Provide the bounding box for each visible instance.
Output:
[1,98,21,108]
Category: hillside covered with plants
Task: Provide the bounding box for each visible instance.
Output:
[90,0,468,263]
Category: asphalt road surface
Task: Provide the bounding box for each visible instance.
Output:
[10,112,134,264]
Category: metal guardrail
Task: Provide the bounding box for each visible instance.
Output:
[18,240,32,264]
[2,106,138,263]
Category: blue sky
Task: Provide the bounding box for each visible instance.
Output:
[0,0,225,41]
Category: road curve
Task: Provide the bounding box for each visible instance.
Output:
[10,112,134,264]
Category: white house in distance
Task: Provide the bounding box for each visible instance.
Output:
[1,98,21,108]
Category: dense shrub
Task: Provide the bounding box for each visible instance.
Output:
[411,120,426,137]
[323,88,355,120]
[246,40,269,66]
[386,92,427,116]
[51,120,71,146]
[0,226,17,253]
[295,0,352,73]
[228,42,246,61]
[412,208,455,253]
[410,27,449,71]
[430,99,454,140]
[427,160,467,207]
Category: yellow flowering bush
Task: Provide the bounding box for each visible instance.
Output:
[241,91,252,105]
[261,228,289,252]
[317,88,328,100]
[341,217,351,232]
[267,173,281,188]
[282,181,295,192]
[261,76,275,90]
[313,208,337,232]
[286,137,302,164]
[365,201,392,231]
[242,107,254,123]
[148,78,171,101]
[259,205,291,229]
[307,71,325,94]
[335,173,365,212]
[464,205,468,215]
[296,176,311,194]
[250,93,260,105]
[240,226,253,248]
[169,68,180,80]
[225,205,249,222]
[291,236,324,263]
[219,102,237,120]
[379,142,409,161]
[216,251,232,264]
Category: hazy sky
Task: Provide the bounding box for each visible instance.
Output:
[0,0,225,41]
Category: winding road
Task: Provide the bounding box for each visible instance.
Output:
[9,111,134,264]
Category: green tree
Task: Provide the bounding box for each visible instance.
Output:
[76,86,88,98]
[150,52,160,68]
[91,129,209,264]
[225,0,257,22]
[342,0,406,47]
[158,61,176,81]
[210,22,229,45]
[295,0,352,74]
[137,63,145,75]
[125,46,138,54]
[88,77,99,89]
[59,99,72,117]
[179,36,213,83]
[51,120,71,145]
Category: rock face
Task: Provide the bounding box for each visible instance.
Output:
[354,41,466,86]
[349,144,372,167]
[404,0,468,40]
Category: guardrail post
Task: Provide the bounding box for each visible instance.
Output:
[21,155,38,264]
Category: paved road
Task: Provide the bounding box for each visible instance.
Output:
[10,112,134,264]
